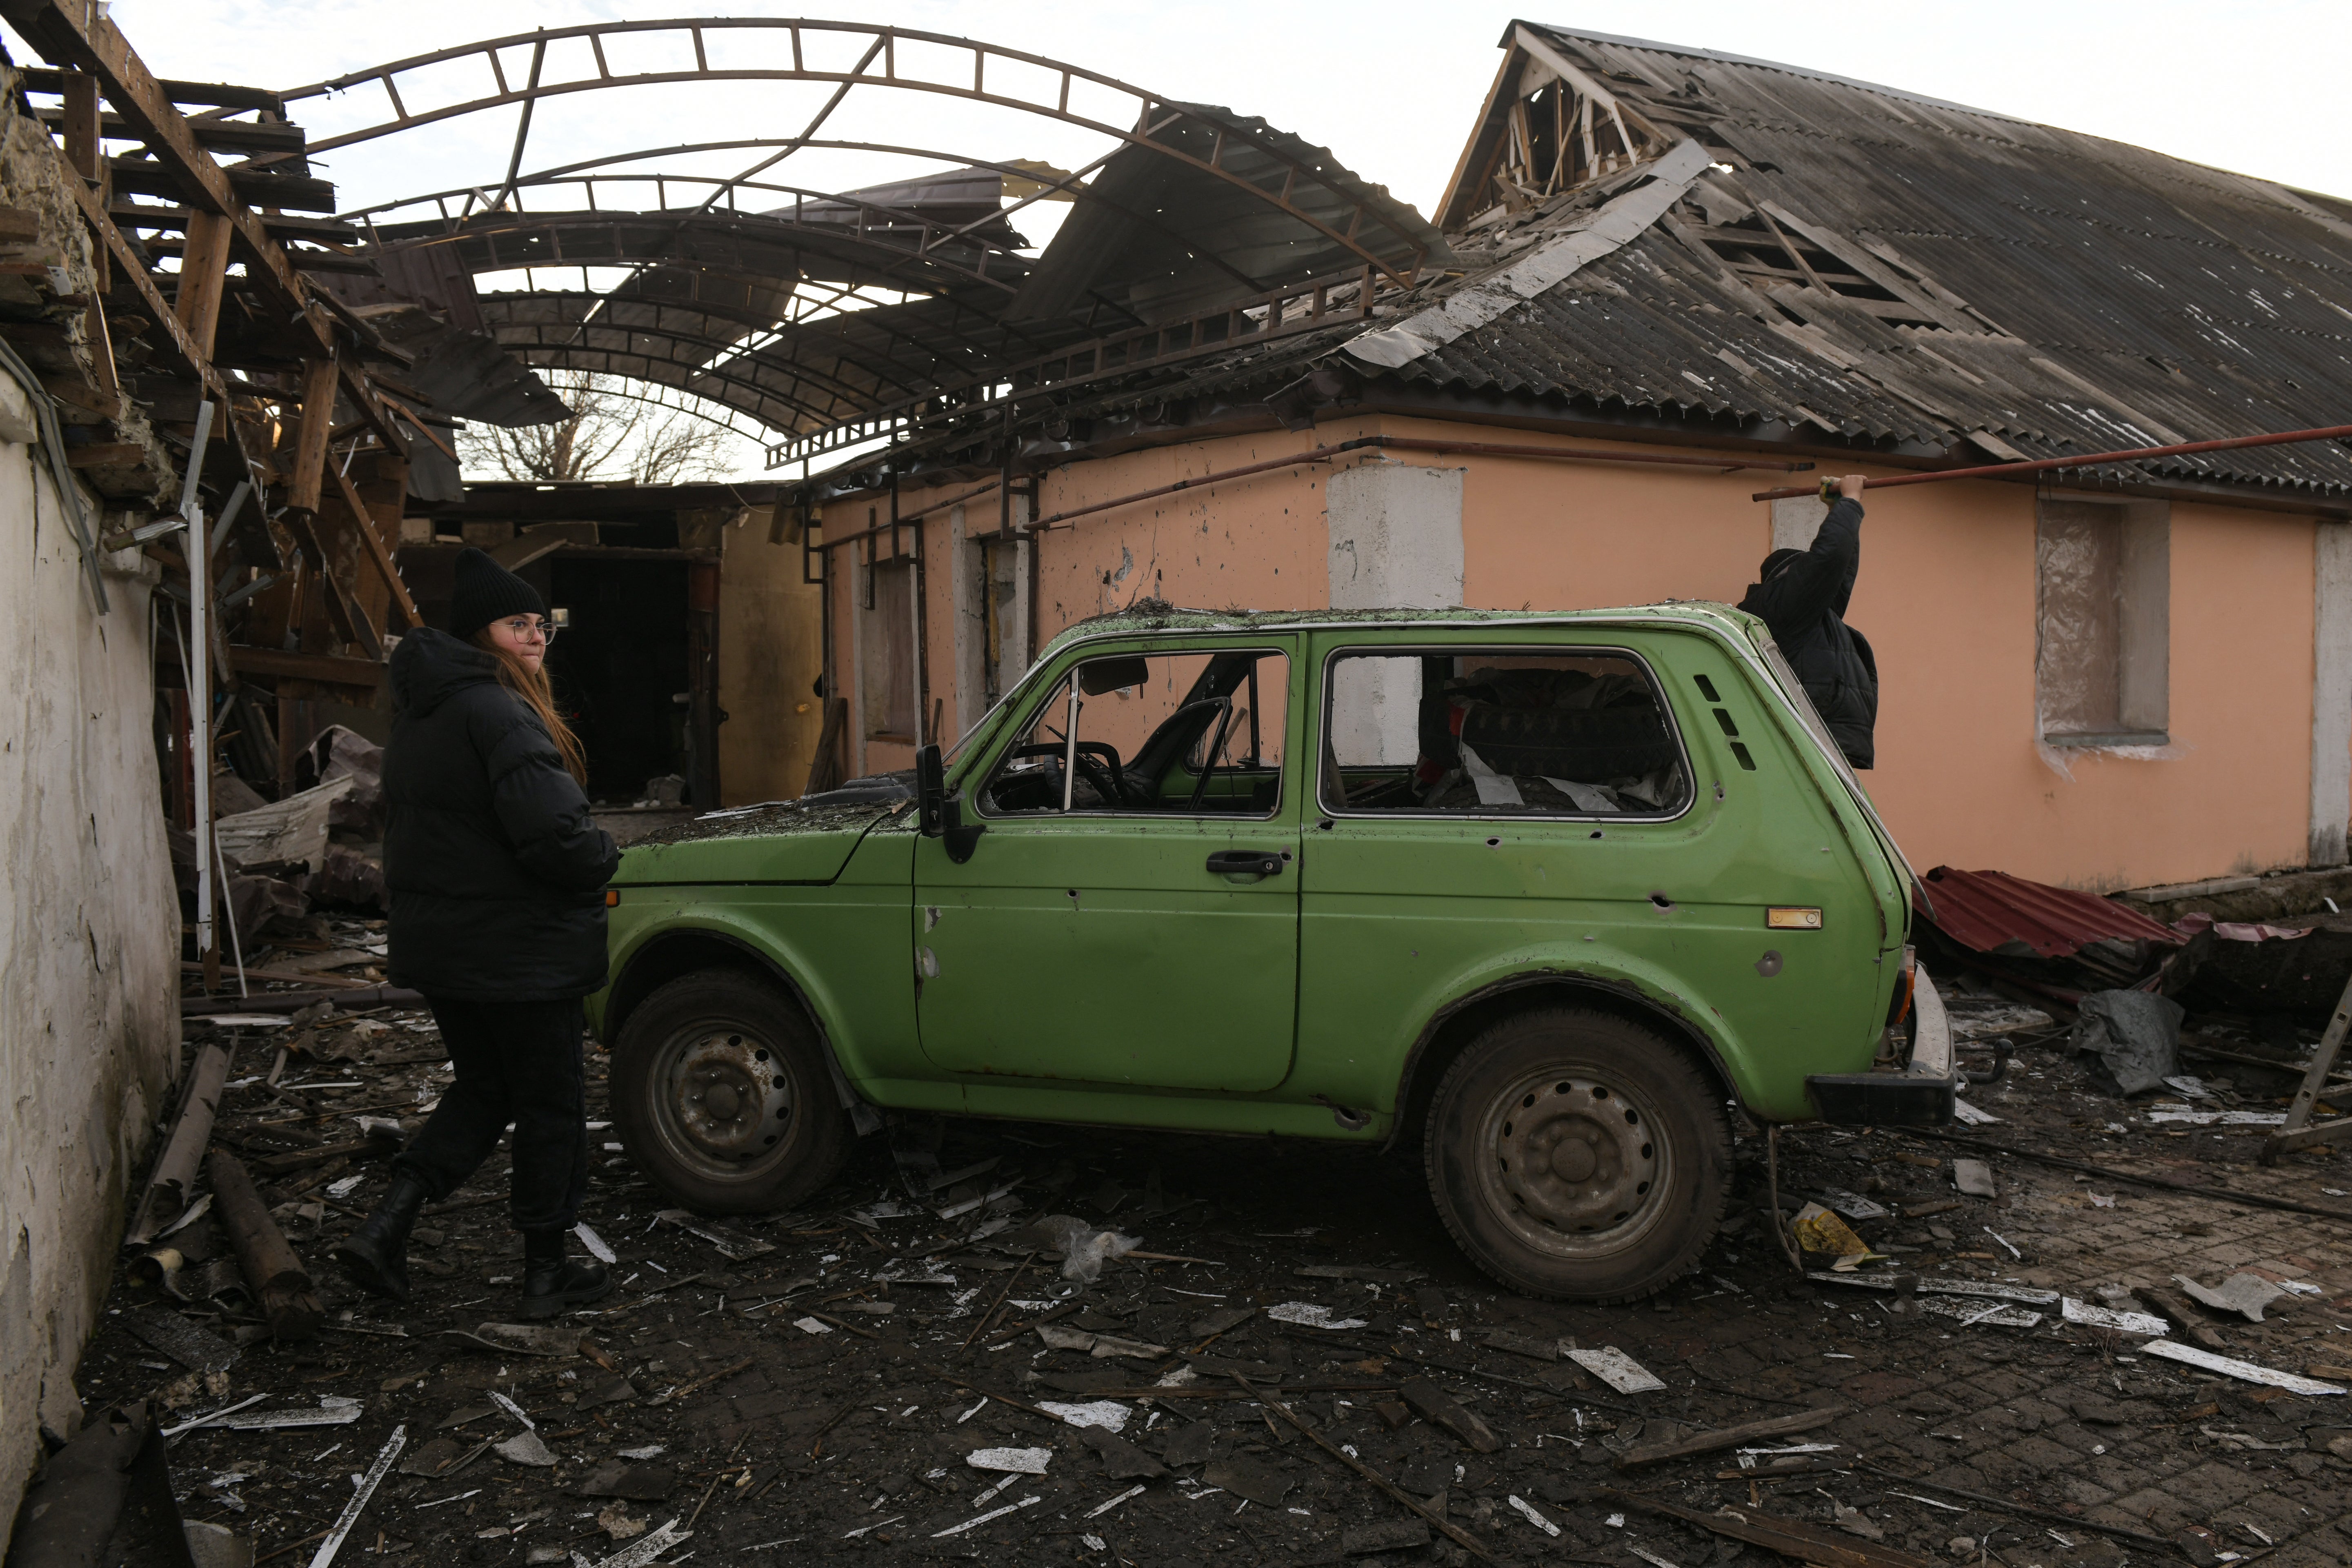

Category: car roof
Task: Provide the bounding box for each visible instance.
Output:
[1038,599,1763,659]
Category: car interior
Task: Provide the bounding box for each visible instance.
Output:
[1322,649,1691,816]
[980,649,1289,816]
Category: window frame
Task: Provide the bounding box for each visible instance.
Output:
[971,640,1296,822]
[1314,639,1697,825]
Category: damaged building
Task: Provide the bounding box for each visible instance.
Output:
[9,6,2352,1564]
[796,23,2352,895]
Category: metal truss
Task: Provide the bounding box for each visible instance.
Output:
[277,20,1432,289]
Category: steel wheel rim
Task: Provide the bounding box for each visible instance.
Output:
[1472,1067,1671,1260]
[647,1022,798,1182]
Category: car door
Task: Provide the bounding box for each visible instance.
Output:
[912,637,1303,1092]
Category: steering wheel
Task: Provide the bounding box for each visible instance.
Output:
[1004,741,1125,806]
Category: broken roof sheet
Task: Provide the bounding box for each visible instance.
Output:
[1063,22,2352,498]
[1918,867,2182,959]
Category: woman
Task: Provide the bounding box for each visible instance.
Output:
[335,548,620,1318]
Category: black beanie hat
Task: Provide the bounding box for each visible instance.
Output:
[448,547,547,642]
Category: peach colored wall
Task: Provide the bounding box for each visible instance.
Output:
[1031,425,1365,634]
[826,417,2328,890]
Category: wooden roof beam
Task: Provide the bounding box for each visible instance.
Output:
[0,0,405,451]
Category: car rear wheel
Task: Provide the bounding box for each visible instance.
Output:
[611,969,851,1214]
[1424,1007,1731,1302]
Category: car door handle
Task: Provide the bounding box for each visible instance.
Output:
[1206,850,1285,878]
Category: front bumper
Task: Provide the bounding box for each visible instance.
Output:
[1805,964,1957,1125]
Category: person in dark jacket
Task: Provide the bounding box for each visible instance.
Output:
[333,549,621,1319]
[1737,474,1878,769]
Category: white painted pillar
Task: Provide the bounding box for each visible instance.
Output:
[1326,460,1465,764]
[1769,494,1828,554]
[2312,522,2352,865]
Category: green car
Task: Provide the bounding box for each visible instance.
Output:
[590,605,1953,1302]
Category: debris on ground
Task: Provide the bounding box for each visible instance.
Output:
[30,941,2352,1566]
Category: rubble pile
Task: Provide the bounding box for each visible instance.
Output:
[43,969,2352,1566]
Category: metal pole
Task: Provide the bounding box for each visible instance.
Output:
[1750,422,2352,503]
[180,403,218,990]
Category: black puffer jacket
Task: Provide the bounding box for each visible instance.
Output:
[1738,498,1878,769]
[384,628,618,1000]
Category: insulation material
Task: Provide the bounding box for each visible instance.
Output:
[2036,502,2125,738]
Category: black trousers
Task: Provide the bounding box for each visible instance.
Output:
[393,995,589,1234]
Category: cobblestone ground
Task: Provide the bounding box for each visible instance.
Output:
[69,990,2352,1567]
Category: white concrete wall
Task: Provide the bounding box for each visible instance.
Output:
[0,442,179,1555]
[1326,460,1465,768]
[2313,522,2352,865]
[1769,494,1828,554]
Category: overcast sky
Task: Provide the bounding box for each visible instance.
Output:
[80,0,2352,218]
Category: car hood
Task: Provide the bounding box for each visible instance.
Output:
[611,792,907,885]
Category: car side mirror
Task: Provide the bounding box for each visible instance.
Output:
[915,743,985,863]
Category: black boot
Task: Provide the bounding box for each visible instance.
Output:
[331,1172,431,1302]
[521,1227,611,1319]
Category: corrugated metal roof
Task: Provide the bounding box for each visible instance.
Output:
[1916,866,2183,958]
[1062,25,2352,497]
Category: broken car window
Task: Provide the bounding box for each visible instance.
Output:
[979,648,1288,816]
[1320,648,1689,817]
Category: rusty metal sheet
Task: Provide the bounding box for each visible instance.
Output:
[1917,866,2182,958]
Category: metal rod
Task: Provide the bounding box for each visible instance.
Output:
[1060,678,1080,812]
[1750,422,2352,502]
[1018,436,1812,536]
[182,402,218,988]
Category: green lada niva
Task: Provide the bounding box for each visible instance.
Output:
[589,603,1954,1302]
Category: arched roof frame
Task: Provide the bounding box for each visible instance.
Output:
[349,137,1283,314]
[479,294,914,417]
[476,280,1036,411]
[502,337,848,432]
[276,19,1434,289]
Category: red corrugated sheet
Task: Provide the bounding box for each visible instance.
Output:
[1916,867,2183,958]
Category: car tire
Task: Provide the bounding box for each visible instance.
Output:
[1424,1007,1731,1303]
[611,968,851,1214]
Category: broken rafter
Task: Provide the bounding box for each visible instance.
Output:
[329,457,421,629]
[0,0,405,450]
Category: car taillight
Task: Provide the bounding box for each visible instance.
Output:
[1887,945,1916,1027]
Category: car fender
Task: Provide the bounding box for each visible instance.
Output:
[600,910,885,1125]
[1362,942,1763,1137]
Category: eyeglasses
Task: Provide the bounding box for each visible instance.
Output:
[500,616,558,645]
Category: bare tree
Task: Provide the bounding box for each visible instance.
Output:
[459,371,739,484]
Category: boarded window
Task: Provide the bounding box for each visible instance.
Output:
[861,557,917,741]
[2036,500,2168,743]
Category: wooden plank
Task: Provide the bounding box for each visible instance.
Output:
[285,355,337,513]
[65,442,146,466]
[331,455,419,628]
[1614,1403,1843,1469]
[227,646,385,687]
[15,64,285,112]
[2262,966,2352,1161]
[0,0,401,441]
[34,103,305,153]
[173,209,233,359]
[63,172,221,392]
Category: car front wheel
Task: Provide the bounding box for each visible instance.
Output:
[610,968,851,1214]
[1424,1007,1732,1302]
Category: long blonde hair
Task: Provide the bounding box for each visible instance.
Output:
[472,630,589,784]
